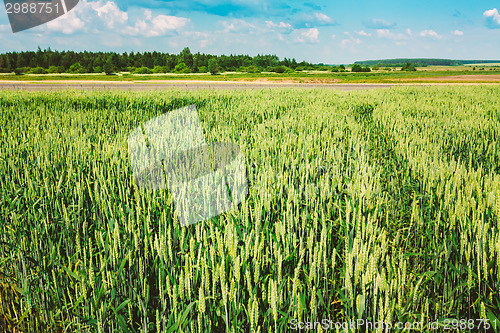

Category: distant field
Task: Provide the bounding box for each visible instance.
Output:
[465,63,500,67]
[1,68,500,84]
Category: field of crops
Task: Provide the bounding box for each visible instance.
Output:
[1,86,500,332]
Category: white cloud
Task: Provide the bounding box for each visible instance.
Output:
[46,0,99,34]
[292,12,337,28]
[484,8,500,28]
[484,8,500,23]
[376,29,406,40]
[331,34,336,39]
[452,30,464,36]
[125,11,189,37]
[419,29,440,38]
[91,1,127,29]
[356,30,371,36]
[220,19,256,33]
[265,20,293,34]
[341,38,361,47]
[184,31,213,48]
[406,28,413,35]
[363,18,396,29]
[185,31,210,38]
[314,13,333,24]
[150,15,189,36]
[46,5,86,34]
[295,28,319,43]
[266,21,292,29]
[45,1,189,37]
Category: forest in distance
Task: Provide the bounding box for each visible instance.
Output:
[0,47,320,75]
[2,47,498,76]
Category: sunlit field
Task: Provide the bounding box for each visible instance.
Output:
[1,87,499,332]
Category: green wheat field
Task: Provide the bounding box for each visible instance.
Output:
[1,86,500,332]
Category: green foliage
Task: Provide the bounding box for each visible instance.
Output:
[351,64,371,72]
[153,65,168,74]
[179,47,194,68]
[93,66,103,73]
[0,49,316,75]
[68,63,86,74]
[28,66,48,74]
[208,58,219,75]
[267,65,288,73]
[401,62,417,71]
[103,59,116,75]
[134,66,153,74]
[47,66,64,74]
[197,66,208,73]
[331,65,346,73]
[239,65,261,73]
[174,62,191,73]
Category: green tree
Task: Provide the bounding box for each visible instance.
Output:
[103,58,116,75]
[174,62,190,73]
[68,63,86,74]
[208,58,220,75]
[29,67,48,74]
[179,47,193,69]
[401,62,416,71]
[351,64,362,72]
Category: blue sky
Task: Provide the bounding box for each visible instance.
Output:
[0,0,499,64]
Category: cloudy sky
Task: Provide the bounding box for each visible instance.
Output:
[0,0,499,64]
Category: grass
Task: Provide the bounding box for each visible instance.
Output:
[0,86,500,332]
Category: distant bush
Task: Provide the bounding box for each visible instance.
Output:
[153,66,166,73]
[351,64,371,72]
[331,65,346,72]
[174,62,191,73]
[268,66,288,73]
[198,66,208,73]
[134,67,153,74]
[68,63,86,74]
[93,66,103,74]
[28,67,48,74]
[47,66,64,74]
[239,65,261,73]
[295,65,315,71]
[401,62,417,71]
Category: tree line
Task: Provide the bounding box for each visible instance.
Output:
[0,47,322,74]
[355,58,500,67]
